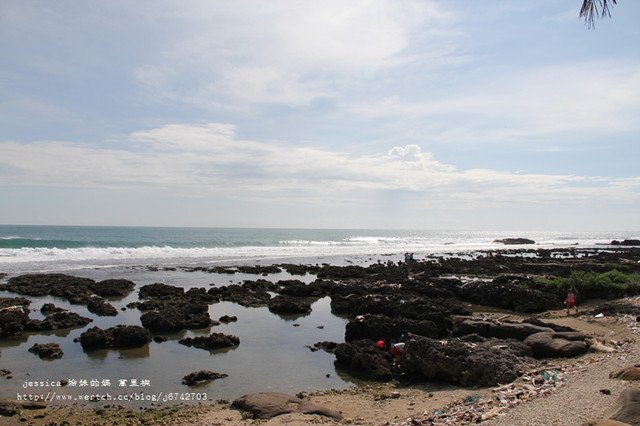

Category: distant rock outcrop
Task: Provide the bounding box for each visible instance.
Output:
[493,238,536,245]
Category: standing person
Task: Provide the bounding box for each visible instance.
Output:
[565,288,578,315]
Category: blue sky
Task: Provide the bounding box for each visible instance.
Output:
[1,0,639,230]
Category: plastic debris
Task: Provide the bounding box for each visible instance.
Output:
[595,313,605,318]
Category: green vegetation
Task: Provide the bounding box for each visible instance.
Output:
[533,269,640,299]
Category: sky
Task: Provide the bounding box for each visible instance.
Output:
[1,0,639,230]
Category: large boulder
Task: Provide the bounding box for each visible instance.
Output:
[76,325,150,350]
[232,392,343,420]
[523,331,589,358]
[333,339,393,381]
[402,336,532,387]
[178,333,240,350]
[606,387,640,425]
[454,320,554,341]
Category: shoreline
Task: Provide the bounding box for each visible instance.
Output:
[2,301,638,426]
[1,246,640,425]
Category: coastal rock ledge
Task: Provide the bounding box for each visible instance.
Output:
[232,392,343,420]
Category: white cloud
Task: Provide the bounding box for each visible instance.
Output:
[131,0,459,107]
[1,123,638,207]
[346,61,640,144]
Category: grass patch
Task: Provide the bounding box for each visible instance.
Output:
[533,269,640,299]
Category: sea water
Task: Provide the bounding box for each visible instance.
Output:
[0,226,637,404]
[1,225,635,274]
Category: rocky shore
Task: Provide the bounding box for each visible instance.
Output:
[1,246,639,425]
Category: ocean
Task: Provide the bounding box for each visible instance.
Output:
[1,225,635,275]
[0,225,638,404]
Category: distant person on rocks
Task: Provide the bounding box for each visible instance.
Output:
[565,288,578,315]
[404,252,414,263]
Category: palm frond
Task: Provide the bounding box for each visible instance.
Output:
[579,0,617,28]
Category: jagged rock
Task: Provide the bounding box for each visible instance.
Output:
[181,370,228,386]
[0,297,31,309]
[208,284,272,307]
[3,274,95,304]
[453,280,561,313]
[93,279,135,297]
[26,311,92,332]
[268,295,312,315]
[28,343,63,359]
[153,336,169,343]
[40,303,65,314]
[139,283,184,299]
[402,336,532,387]
[330,292,468,336]
[219,315,237,323]
[87,298,118,316]
[236,265,281,274]
[178,333,239,350]
[184,287,218,303]
[308,341,338,353]
[140,301,213,332]
[345,314,438,342]
[454,320,554,341]
[0,305,30,337]
[76,325,150,350]
[277,280,328,297]
[523,331,589,358]
[333,339,393,381]
[232,392,343,420]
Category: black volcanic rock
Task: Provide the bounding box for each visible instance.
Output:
[139,283,184,299]
[26,311,92,332]
[87,298,118,316]
[493,238,535,245]
[76,325,150,350]
[610,239,640,246]
[345,314,439,343]
[333,339,393,381]
[182,370,228,386]
[140,301,213,332]
[402,336,532,386]
[268,295,312,315]
[94,279,135,297]
[178,333,240,350]
[28,343,63,360]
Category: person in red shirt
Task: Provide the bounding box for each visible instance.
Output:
[565,288,578,315]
